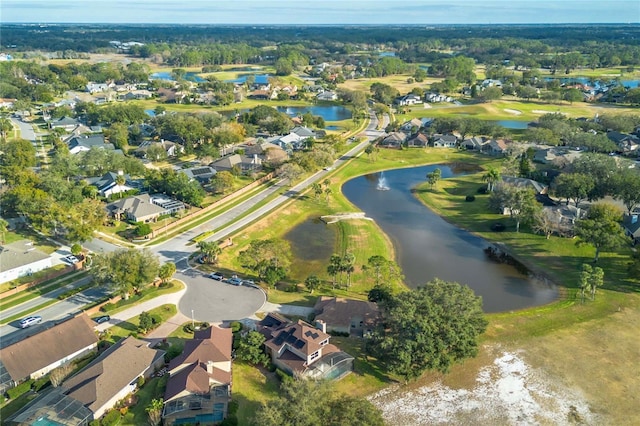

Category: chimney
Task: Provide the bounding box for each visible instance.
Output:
[206,360,214,374]
[315,320,326,333]
[117,170,124,176]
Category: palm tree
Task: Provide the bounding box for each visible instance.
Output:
[197,241,222,264]
[114,173,126,198]
[482,167,501,192]
[0,218,8,244]
[324,187,333,204]
[146,398,164,426]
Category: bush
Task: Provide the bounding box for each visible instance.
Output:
[183,323,195,334]
[101,409,122,426]
[477,186,488,194]
[200,322,210,329]
[165,344,183,363]
[465,195,476,202]
[491,223,506,232]
[100,302,116,312]
[137,376,145,388]
[7,380,34,399]
[32,376,51,392]
[230,321,243,333]
[284,284,298,293]
[275,368,293,384]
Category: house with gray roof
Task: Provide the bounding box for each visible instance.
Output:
[163,326,233,426]
[49,116,82,132]
[179,166,217,184]
[210,153,263,173]
[623,211,640,244]
[86,171,135,198]
[379,132,406,149]
[66,134,111,155]
[0,315,98,394]
[431,133,458,148]
[291,126,316,139]
[461,136,487,151]
[106,193,168,223]
[406,133,429,148]
[0,240,52,285]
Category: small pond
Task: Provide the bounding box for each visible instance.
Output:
[339,165,558,312]
[224,74,271,84]
[493,120,531,130]
[277,106,352,121]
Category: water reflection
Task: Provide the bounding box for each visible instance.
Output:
[342,165,558,312]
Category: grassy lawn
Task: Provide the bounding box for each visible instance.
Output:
[122,376,168,425]
[106,304,177,342]
[232,362,280,426]
[103,280,184,316]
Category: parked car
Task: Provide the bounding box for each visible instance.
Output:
[93,315,110,324]
[227,277,243,286]
[242,279,257,288]
[208,272,224,281]
[64,255,79,264]
[19,316,42,329]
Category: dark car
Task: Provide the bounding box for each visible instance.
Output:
[93,315,110,324]
[208,272,224,281]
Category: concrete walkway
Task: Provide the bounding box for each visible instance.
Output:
[259,301,315,317]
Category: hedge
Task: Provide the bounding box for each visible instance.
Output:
[7,380,34,399]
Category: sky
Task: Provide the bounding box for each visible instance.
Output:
[1,0,639,25]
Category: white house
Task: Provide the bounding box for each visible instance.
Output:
[0,240,52,285]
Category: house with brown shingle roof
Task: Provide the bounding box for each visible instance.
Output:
[163,326,233,426]
[314,296,380,337]
[0,314,98,394]
[259,314,354,380]
[61,336,165,419]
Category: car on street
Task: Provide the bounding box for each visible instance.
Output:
[19,316,42,329]
[64,255,79,264]
[242,279,257,288]
[227,277,243,286]
[93,315,110,324]
[208,272,224,281]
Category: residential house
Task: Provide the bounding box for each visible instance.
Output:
[0,240,53,285]
[379,132,406,149]
[483,138,511,156]
[316,91,338,101]
[244,141,288,166]
[425,92,452,103]
[248,89,275,100]
[49,116,82,132]
[105,193,168,223]
[86,82,111,94]
[4,336,166,425]
[0,315,98,394]
[623,211,640,244]
[406,133,429,148]
[258,313,354,380]
[66,134,112,155]
[431,133,458,148]
[149,195,186,216]
[291,126,317,140]
[157,88,186,104]
[400,118,424,133]
[136,139,183,159]
[122,89,153,100]
[394,94,422,106]
[86,171,135,198]
[313,297,379,337]
[179,166,217,184]
[501,176,548,195]
[163,326,233,426]
[461,136,487,151]
[541,203,586,237]
[607,131,640,156]
[209,153,260,174]
[0,98,16,108]
[481,79,503,88]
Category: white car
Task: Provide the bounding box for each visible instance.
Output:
[64,255,79,264]
[19,316,42,328]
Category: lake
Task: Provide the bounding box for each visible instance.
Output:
[543,77,639,88]
[225,74,270,84]
[150,71,206,83]
[340,165,558,312]
[277,106,352,121]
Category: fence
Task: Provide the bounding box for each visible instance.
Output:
[150,172,274,239]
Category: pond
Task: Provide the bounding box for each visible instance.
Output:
[493,120,531,129]
[150,71,206,83]
[341,165,558,313]
[277,106,352,121]
[284,218,337,264]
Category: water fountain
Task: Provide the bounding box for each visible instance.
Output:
[377,171,390,191]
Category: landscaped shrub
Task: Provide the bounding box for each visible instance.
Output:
[32,376,51,392]
[137,376,145,388]
[275,368,293,384]
[199,322,210,329]
[100,302,116,312]
[7,380,34,399]
[465,195,476,202]
[230,321,243,333]
[477,186,488,194]
[491,223,506,232]
[165,344,183,363]
[101,409,121,426]
[183,323,195,334]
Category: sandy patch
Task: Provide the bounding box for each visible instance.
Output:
[503,108,522,115]
[369,350,601,426]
